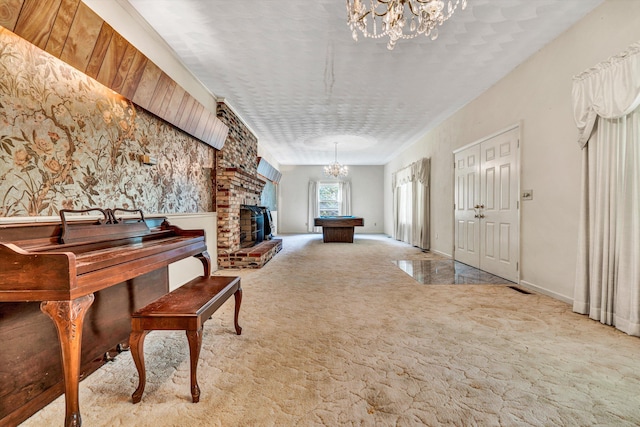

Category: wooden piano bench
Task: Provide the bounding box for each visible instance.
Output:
[129,275,242,404]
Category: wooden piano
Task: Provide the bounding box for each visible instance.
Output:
[0,208,211,427]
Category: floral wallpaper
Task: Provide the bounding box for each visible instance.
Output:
[0,27,215,217]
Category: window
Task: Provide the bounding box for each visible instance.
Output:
[318,182,341,216]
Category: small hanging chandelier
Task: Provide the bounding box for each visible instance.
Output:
[346,0,468,50]
[324,142,348,178]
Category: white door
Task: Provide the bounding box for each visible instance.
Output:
[454,144,480,267]
[454,127,519,282]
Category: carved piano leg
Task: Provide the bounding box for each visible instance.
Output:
[130,329,150,404]
[40,294,95,427]
[185,328,203,403]
[194,251,211,276]
[234,287,243,335]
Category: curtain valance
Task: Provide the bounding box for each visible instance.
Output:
[392,158,430,188]
[572,40,640,148]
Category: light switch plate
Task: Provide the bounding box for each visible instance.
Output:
[521,190,533,200]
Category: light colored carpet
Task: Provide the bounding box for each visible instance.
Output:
[22,234,640,426]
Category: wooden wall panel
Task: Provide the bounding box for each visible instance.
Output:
[95,30,127,88]
[111,42,137,94]
[13,0,62,49]
[157,79,176,119]
[201,114,216,144]
[183,101,199,133]
[4,0,229,150]
[120,51,147,100]
[60,2,102,72]
[132,60,162,110]
[44,0,80,57]
[84,22,113,79]
[210,119,228,149]
[165,85,186,125]
[194,106,208,138]
[0,0,25,31]
[148,72,173,116]
[176,92,195,129]
[187,103,204,135]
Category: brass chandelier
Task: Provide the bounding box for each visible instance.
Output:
[346,0,468,50]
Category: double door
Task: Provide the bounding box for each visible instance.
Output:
[454,127,519,282]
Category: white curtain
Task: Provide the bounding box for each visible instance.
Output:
[392,158,430,250]
[339,181,352,215]
[573,41,640,336]
[307,180,320,233]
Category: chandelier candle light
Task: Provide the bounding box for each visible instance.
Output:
[324,142,349,178]
[346,0,468,50]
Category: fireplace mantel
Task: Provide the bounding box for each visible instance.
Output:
[220,168,266,193]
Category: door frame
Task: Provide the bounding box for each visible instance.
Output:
[452,122,522,283]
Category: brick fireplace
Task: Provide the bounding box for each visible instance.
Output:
[215,102,281,268]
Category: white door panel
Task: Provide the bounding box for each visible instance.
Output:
[454,145,480,267]
[454,127,519,282]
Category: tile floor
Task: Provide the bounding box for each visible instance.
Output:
[392,259,515,285]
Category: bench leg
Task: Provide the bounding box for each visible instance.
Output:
[186,328,203,403]
[130,330,149,404]
[234,288,243,335]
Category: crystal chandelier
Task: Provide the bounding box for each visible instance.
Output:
[346,0,468,50]
[324,142,348,178]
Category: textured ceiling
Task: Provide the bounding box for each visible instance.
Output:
[125,0,603,166]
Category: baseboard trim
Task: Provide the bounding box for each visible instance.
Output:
[519,280,573,305]
[431,248,452,258]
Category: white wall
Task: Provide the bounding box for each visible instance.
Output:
[165,213,217,290]
[384,0,640,302]
[279,165,384,234]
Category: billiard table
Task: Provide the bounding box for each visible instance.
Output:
[314,216,364,243]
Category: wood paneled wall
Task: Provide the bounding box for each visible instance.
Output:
[0,0,229,149]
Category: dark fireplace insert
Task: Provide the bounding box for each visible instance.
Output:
[240,205,273,248]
